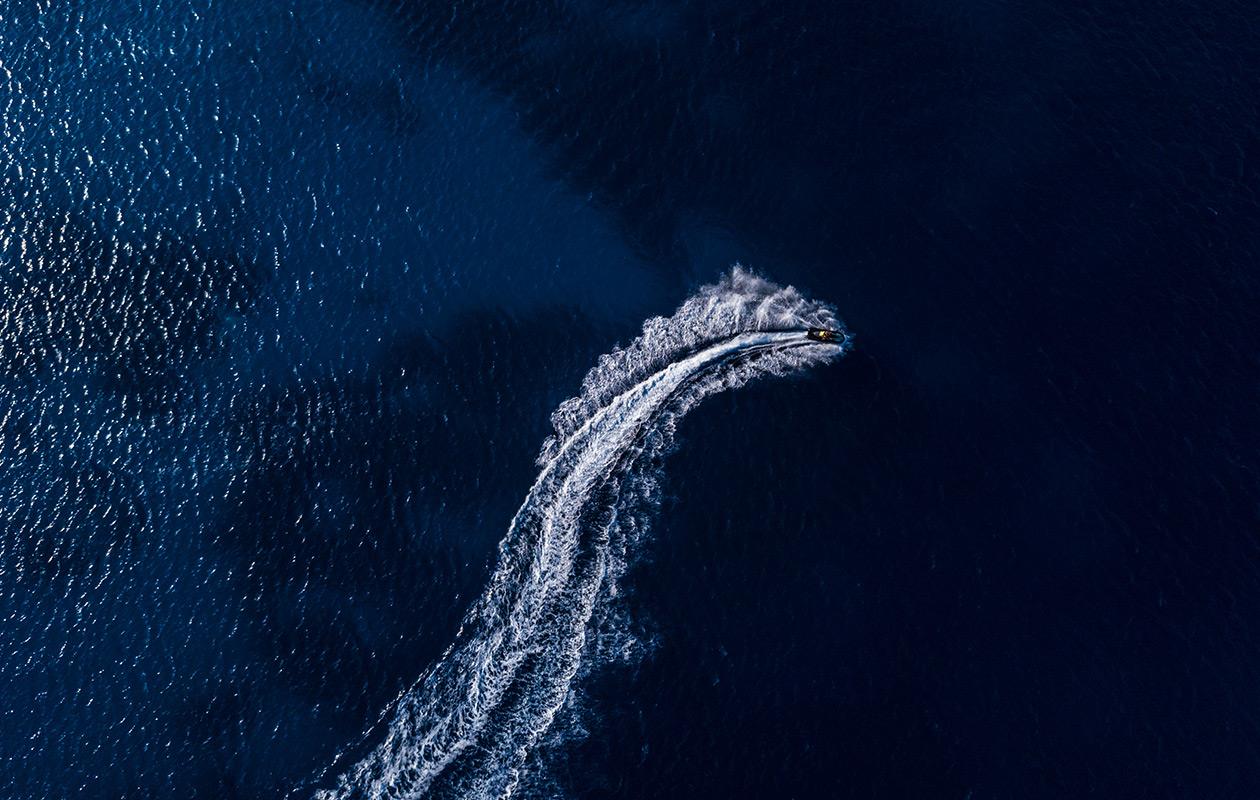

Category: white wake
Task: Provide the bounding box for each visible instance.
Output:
[313,268,849,799]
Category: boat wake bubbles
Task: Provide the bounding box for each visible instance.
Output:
[313,268,849,799]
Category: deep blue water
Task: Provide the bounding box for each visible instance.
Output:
[2,1,1258,798]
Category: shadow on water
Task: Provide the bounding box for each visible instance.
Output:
[0,204,264,402]
[1,461,148,587]
[343,2,1260,797]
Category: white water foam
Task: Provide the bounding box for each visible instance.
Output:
[313,268,848,799]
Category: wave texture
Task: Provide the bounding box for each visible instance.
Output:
[315,268,848,799]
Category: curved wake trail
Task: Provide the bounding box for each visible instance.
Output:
[315,269,849,800]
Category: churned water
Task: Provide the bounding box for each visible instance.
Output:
[313,272,847,799]
[2,1,1259,799]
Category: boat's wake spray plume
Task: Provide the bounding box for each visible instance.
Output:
[314,268,849,800]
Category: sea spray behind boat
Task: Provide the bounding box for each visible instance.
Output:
[313,268,849,799]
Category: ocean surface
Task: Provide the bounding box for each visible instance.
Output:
[1,1,1258,798]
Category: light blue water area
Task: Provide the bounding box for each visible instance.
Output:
[0,2,670,795]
